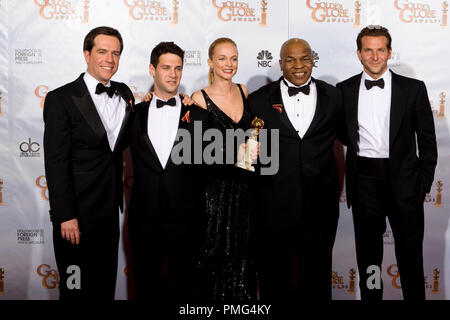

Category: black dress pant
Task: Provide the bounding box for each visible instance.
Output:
[352,157,425,300]
[256,215,338,302]
[53,213,120,300]
[130,221,201,302]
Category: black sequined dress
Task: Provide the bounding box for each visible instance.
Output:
[196,84,256,301]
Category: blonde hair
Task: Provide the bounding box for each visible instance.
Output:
[208,37,237,85]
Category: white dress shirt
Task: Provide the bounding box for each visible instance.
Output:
[281,77,317,138]
[83,72,126,151]
[357,69,392,158]
[147,94,181,168]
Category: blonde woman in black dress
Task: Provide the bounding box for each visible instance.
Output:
[192,38,256,301]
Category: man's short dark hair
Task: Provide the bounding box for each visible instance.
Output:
[83,26,124,54]
[356,25,392,51]
[150,42,184,68]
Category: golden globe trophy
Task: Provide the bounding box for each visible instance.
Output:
[0,178,3,205]
[172,0,179,25]
[432,268,440,294]
[236,117,264,171]
[442,1,448,27]
[435,181,443,207]
[347,268,356,294]
[82,0,89,24]
[354,1,361,27]
[0,268,4,294]
[438,92,446,118]
[260,0,267,26]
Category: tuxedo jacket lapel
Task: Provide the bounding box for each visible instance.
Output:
[113,83,134,153]
[346,74,362,151]
[114,106,131,153]
[165,102,190,170]
[389,71,407,148]
[303,78,328,139]
[270,78,298,138]
[139,99,162,170]
[71,74,107,140]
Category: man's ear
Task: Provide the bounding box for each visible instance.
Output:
[83,50,90,64]
[149,63,156,77]
[356,49,362,62]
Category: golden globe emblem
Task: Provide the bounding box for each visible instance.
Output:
[37,264,59,289]
[438,92,446,119]
[347,268,356,294]
[0,178,3,205]
[260,0,267,26]
[0,268,4,294]
[442,1,448,27]
[354,1,361,27]
[435,181,443,207]
[172,0,179,25]
[432,268,440,294]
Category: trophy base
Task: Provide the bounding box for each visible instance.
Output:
[235,162,255,172]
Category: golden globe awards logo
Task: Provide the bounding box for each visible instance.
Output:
[124,0,178,24]
[35,85,49,109]
[394,0,441,23]
[37,264,59,289]
[212,0,267,25]
[306,0,356,23]
[34,0,89,23]
[36,175,49,201]
[387,264,441,293]
[331,271,348,290]
[387,264,402,289]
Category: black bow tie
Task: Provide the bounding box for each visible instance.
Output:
[156,97,176,108]
[95,82,117,98]
[365,78,385,90]
[283,79,311,96]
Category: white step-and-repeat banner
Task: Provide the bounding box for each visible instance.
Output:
[0,0,448,300]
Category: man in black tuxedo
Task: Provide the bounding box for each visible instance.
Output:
[336,25,437,300]
[248,38,344,301]
[128,42,209,301]
[43,26,135,299]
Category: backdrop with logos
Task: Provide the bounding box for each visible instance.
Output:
[0,0,448,300]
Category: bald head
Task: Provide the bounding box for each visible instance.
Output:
[280,38,311,59]
[279,38,314,86]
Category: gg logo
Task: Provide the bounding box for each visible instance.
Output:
[35,175,49,201]
[35,85,49,109]
[387,264,402,289]
[37,264,59,289]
